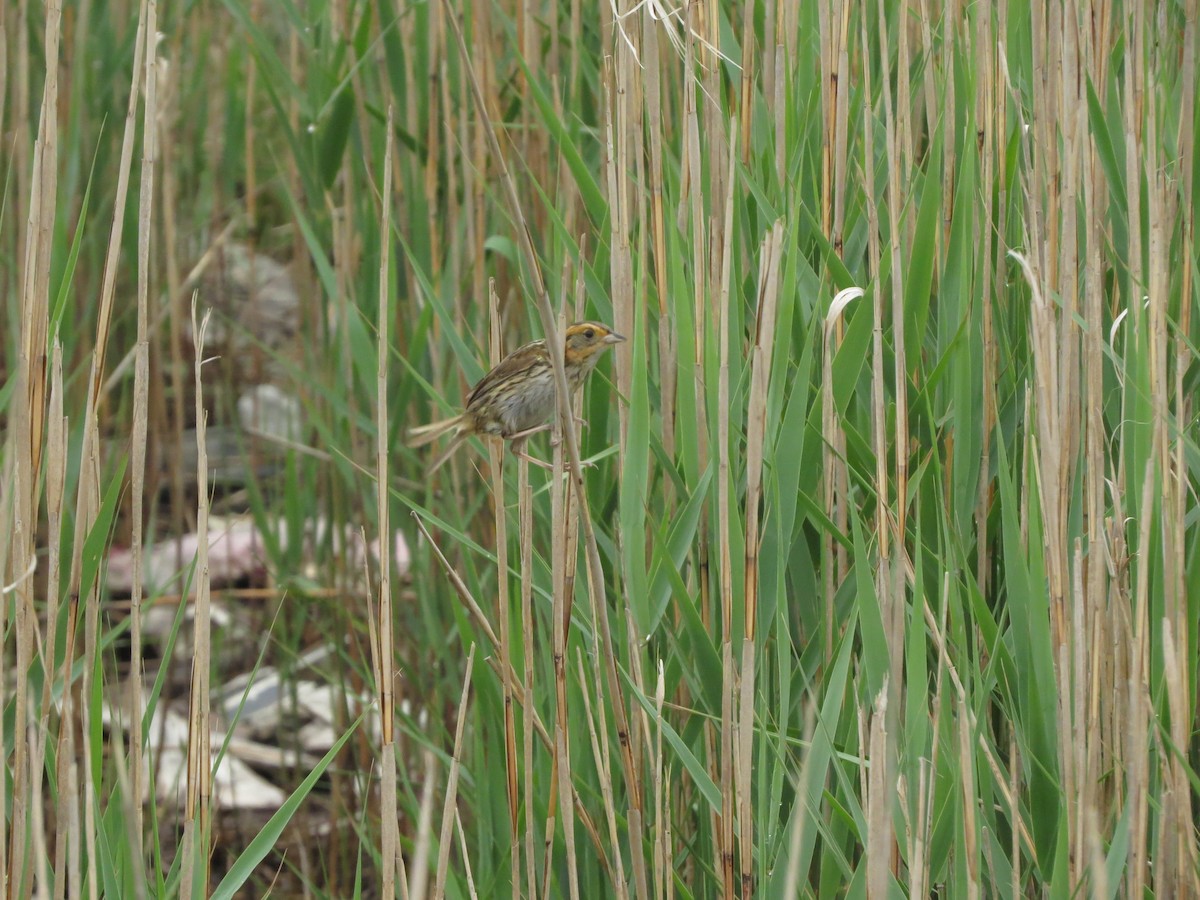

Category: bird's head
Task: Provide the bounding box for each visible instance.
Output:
[563,322,625,367]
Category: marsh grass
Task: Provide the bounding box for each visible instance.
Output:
[2,0,1198,896]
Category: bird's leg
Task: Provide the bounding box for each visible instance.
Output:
[509,437,555,471]
[548,416,588,448]
[505,423,552,442]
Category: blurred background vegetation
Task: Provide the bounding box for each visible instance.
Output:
[1,0,1198,896]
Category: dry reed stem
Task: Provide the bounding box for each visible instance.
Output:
[652,662,665,900]
[865,684,890,899]
[921,597,1037,859]
[63,10,150,899]
[180,301,214,900]
[375,103,402,900]
[409,748,438,899]
[31,346,65,896]
[715,118,736,900]
[8,0,61,891]
[127,1,158,865]
[576,651,629,900]
[411,515,611,872]
[454,809,480,900]
[434,645,476,898]
[642,8,676,486]
[519,454,537,899]
[0,448,11,896]
[736,222,783,897]
[957,691,980,899]
[484,278,523,896]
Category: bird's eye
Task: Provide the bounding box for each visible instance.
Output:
[584,328,595,339]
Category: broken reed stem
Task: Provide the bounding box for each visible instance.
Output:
[376,103,402,900]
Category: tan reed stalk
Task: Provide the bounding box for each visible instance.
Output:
[542,266,589,900]
[774,0,792,183]
[408,749,438,900]
[180,302,214,900]
[736,1,752,167]
[1008,734,1017,897]
[576,651,629,900]
[434,645,476,898]
[375,104,402,900]
[411,517,611,871]
[866,684,890,900]
[909,758,931,898]
[482,278,523,897]
[1126,468,1155,897]
[468,0,491,323]
[652,662,665,900]
[1168,4,1197,887]
[126,1,158,867]
[1059,10,1088,880]
[975,0,998,597]
[924,582,953,896]
[32,346,65,894]
[896,0,911,225]
[877,0,907,884]
[243,0,259,226]
[0,451,11,895]
[700,1,726,267]
[830,0,852,258]
[65,752,80,900]
[817,0,832,235]
[1080,0,1110,878]
[154,42,189,540]
[607,8,634,448]
[425,0,443,271]
[12,0,31,299]
[438,9,460,320]
[642,6,676,486]
[29,726,48,900]
[877,0,908,591]
[66,8,148,897]
[957,692,980,899]
[8,0,61,891]
[715,121,736,900]
[923,597,1036,859]
[519,452,537,899]
[444,6,649,894]
[738,223,782,897]
[1145,55,1180,898]
[680,5,711,678]
[454,810,481,900]
[940,0,957,256]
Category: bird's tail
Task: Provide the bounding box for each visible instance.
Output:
[406,415,463,448]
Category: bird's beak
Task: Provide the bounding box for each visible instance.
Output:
[605,332,626,344]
